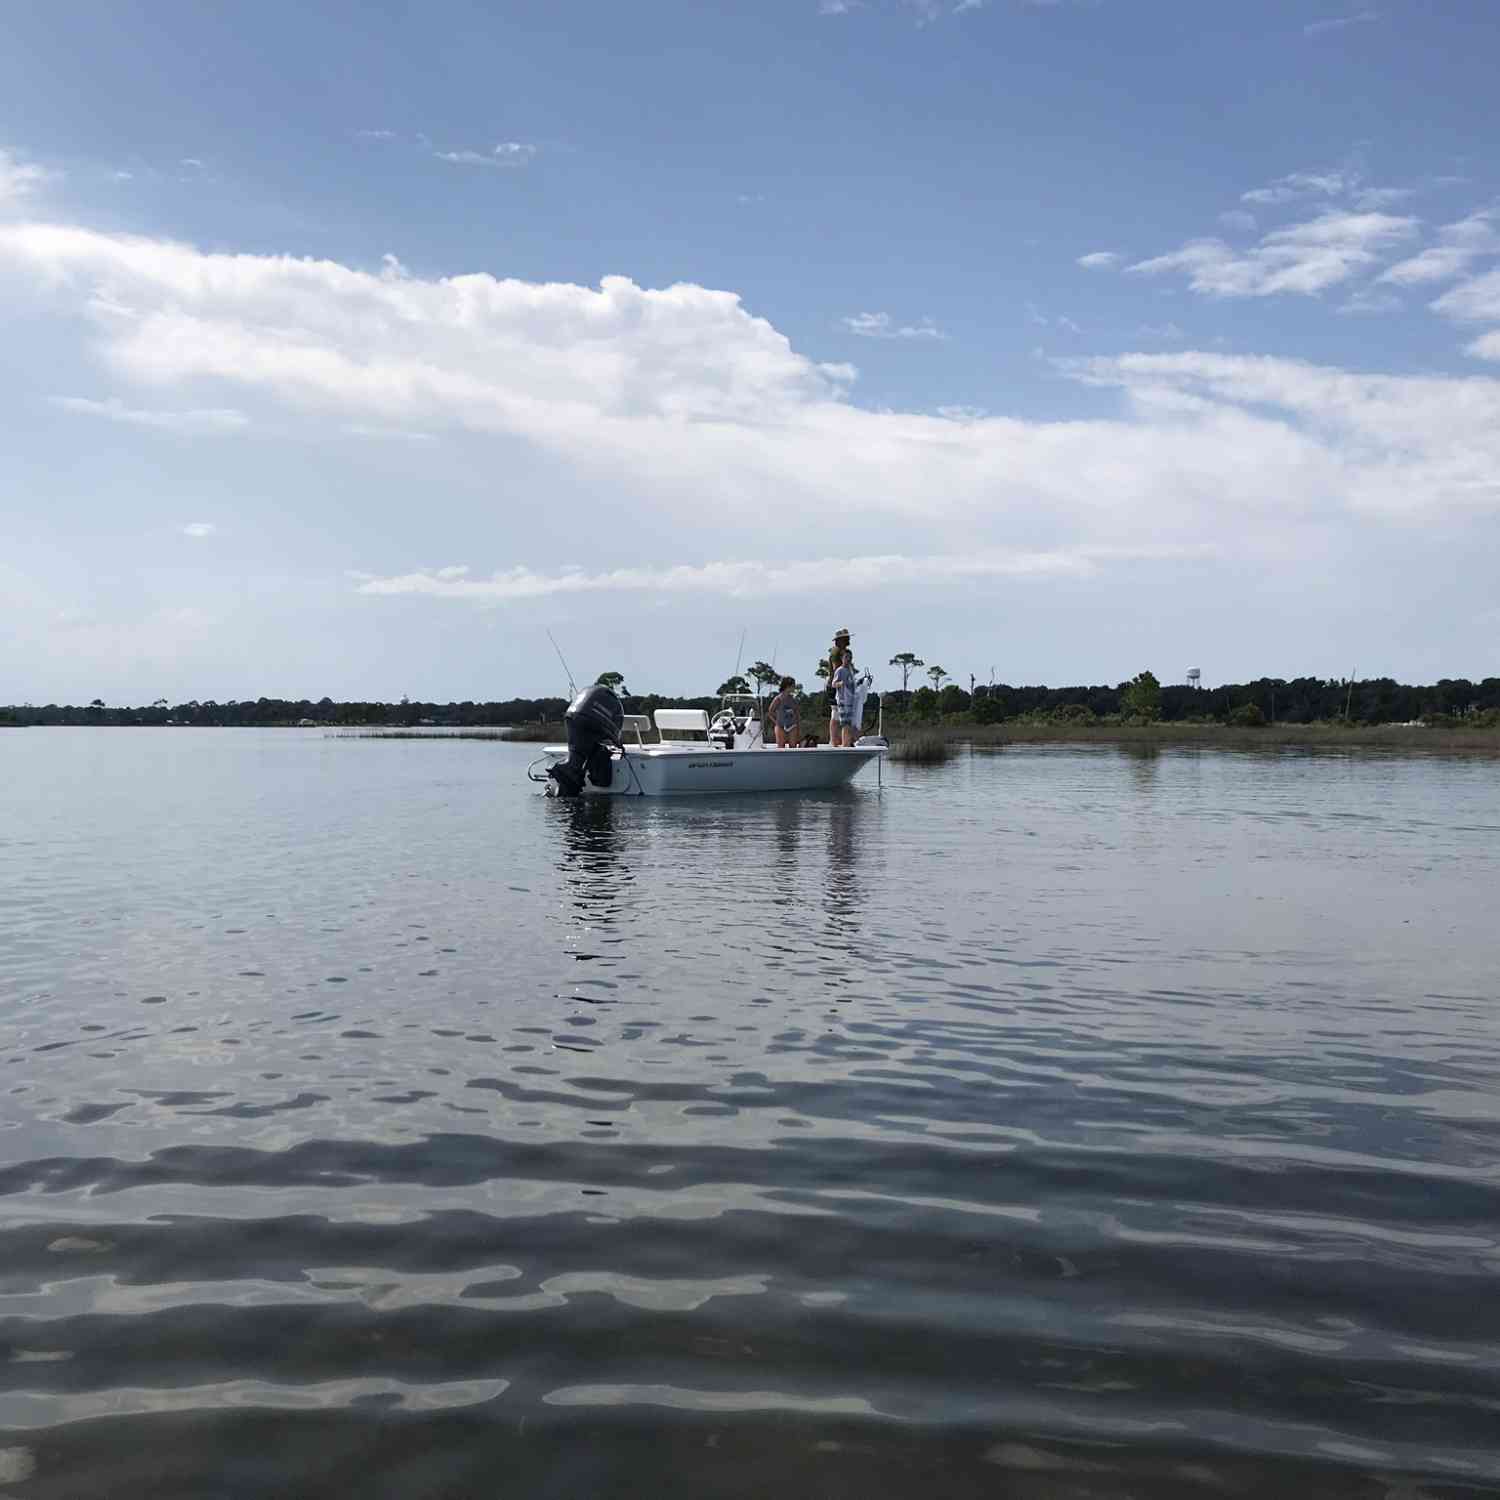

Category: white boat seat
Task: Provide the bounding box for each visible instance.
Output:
[653,709,711,735]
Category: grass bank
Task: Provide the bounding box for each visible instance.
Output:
[884,718,1500,753]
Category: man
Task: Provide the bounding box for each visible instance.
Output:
[825,628,851,745]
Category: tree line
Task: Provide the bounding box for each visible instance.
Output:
[5,671,1498,728]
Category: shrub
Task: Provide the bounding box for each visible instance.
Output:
[1228,702,1266,727]
[891,731,951,764]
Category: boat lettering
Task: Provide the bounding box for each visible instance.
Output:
[687,759,733,770]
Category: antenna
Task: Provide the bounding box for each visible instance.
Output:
[733,627,747,679]
[546,629,577,700]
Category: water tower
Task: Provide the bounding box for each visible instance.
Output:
[1187,668,1201,690]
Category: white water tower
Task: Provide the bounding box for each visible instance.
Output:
[1187,668,1201,689]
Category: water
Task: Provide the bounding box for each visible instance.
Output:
[3,729,1499,1498]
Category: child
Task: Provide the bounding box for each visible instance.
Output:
[765,677,801,749]
[831,650,858,747]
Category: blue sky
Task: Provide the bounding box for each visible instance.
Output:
[3,0,1499,702]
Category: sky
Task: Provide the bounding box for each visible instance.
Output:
[2,0,1499,703]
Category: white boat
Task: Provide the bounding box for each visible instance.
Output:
[530,691,886,797]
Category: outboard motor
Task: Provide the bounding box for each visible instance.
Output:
[547,684,624,798]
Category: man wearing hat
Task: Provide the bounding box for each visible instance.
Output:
[825,628,852,745]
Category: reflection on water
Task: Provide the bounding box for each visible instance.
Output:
[3,731,1500,1498]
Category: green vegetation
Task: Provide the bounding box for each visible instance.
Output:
[1121,670,1162,723]
[889,731,951,764]
[6,672,1498,755]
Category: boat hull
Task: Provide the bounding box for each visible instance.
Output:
[544,744,884,797]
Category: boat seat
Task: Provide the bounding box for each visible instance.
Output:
[653,709,711,736]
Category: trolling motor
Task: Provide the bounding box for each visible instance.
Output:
[547,684,624,798]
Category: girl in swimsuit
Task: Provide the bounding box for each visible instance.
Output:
[765,677,801,749]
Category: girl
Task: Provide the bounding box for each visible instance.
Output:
[765,677,801,749]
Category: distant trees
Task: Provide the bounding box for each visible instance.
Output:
[925,665,949,694]
[7,673,1500,730]
[717,675,751,695]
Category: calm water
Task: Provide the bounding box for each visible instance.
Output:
[2,729,1499,1498]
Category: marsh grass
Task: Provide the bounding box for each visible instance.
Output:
[890,731,953,764]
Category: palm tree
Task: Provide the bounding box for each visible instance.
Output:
[888,652,924,701]
[926,665,948,694]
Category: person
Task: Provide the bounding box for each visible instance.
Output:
[765,677,801,749]
[825,627,852,745]
[831,650,858,747]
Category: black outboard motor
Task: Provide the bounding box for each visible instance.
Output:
[547,684,624,798]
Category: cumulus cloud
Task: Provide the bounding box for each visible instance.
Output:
[841,311,945,340]
[1076,251,1120,270]
[50,396,249,432]
[0,149,54,203]
[1129,210,1418,298]
[181,522,216,537]
[4,216,1500,605]
[1068,352,1500,512]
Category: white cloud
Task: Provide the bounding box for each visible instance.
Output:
[935,404,987,421]
[841,311,945,340]
[1069,352,1500,514]
[6,215,1500,610]
[1218,209,1257,232]
[181,522,216,538]
[1432,266,1500,325]
[355,545,1195,603]
[1304,10,1379,38]
[0,149,54,203]
[437,142,536,168]
[818,0,856,12]
[1431,265,1500,359]
[1380,212,1500,287]
[180,158,204,170]
[1129,210,1418,298]
[355,129,397,141]
[1241,170,1350,206]
[1135,323,1184,340]
[50,396,249,432]
[1076,251,1119,270]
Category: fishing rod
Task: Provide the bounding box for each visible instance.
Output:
[546,629,577,700]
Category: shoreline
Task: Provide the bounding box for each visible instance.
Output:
[888,720,1500,753]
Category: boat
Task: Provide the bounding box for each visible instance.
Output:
[529,687,886,797]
